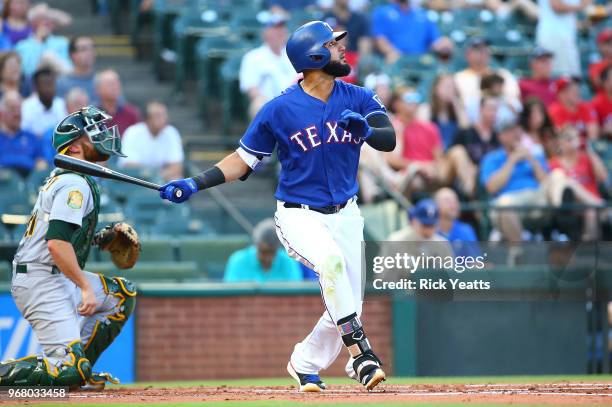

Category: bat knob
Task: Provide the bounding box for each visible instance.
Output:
[174,189,183,199]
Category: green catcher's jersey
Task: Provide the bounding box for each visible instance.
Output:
[13,169,100,269]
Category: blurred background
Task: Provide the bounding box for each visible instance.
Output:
[0,0,612,383]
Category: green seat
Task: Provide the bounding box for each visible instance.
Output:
[173,12,230,92]
[178,235,250,280]
[0,260,10,282]
[151,0,195,77]
[195,35,251,115]
[220,53,249,136]
[87,261,200,282]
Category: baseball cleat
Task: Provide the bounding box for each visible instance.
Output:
[287,362,326,392]
[361,367,386,391]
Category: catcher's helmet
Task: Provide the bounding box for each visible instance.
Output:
[286,21,347,73]
[53,106,125,157]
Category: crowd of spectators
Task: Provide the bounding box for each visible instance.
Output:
[0,1,185,185]
[238,0,612,249]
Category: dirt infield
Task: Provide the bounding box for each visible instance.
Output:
[3,382,612,405]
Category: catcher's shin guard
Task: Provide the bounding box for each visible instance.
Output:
[84,274,137,366]
[0,341,91,387]
[337,313,386,390]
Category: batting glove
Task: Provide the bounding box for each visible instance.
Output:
[337,109,373,140]
[159,178,198,203]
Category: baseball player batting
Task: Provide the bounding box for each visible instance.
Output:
[160,21,395,391]
[0,107,140,389]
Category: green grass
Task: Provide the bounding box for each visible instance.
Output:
[117,374,612,388]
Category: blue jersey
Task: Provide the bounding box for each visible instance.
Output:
[239,80,387,207]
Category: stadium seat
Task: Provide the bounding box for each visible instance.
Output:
[0,260,10,282]
[220,53,249,135]
[0,169,25,195]
[26,168,52,192]
[124,194,173,235]
[87,261,200,282]
[151,0,197,78]
[178,235,250,280]
[172,11,230,92]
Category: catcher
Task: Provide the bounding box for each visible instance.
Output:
[0,106,140,389]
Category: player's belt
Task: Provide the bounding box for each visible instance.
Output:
[15,263,60,275]
[283,201,349,215]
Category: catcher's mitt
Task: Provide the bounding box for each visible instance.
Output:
[94,222,141,269]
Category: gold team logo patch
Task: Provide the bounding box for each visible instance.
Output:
[67,190,83,209]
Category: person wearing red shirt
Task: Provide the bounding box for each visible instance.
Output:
[591,65,612,138]
[386,87,474,197]
[589,29,612,91]
[548,127,607,240]
[548,77,599,140]
[519,47,556,107]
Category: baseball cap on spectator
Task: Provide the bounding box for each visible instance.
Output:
[553,77,579,94]
[408,199,439,226]
[257,11,288,27]
[401,89,423,104]
[529,47,553,61]
[364,73,391,90]
[495,117,520,133]
[466,37,491,49]
[597,29,612,44]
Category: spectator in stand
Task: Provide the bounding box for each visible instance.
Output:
[548,77,599,140]
[386,87,474,198]
[591,65,612,138]
[323,0,372,83]
[359,73,400,203]
[0,90,45,177]
[372,0,453,63]
[224,218,303,282]
[589,29,612,91]
[40,86,88,165]
[15,3,72,78]
[0,51,31,99]
[2,0,32,46]
[239,14,295,118]
[118,101,184,181]
[519,97,556,157]
[95,69,141,134]
[434,188,480,257]
[536,0,590,77]
[549,126,607,240]
[519,47,557,107]
[386,87,445,196]
[265,0,318,18]
[454,37,520,120]
[21,66,66,138]
[480,118,550,242]
[387,199,454,258]
[450,95,501,196]
[56,36,96,102]
[427,73,469,150]
[467,72,521,126]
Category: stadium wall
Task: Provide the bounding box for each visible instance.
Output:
[135,288,393,381]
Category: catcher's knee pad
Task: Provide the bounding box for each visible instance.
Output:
[0,341,91,387]
[84,274,137,365]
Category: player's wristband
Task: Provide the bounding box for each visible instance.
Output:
[191,166,225,191]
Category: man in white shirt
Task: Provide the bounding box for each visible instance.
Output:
[454,37,520,125]
[536,0,591,77]
[239,14,297,118]
[118,101,184,181]
[21,67,67,137]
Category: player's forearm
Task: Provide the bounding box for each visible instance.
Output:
[47,239,91,290]
[191,152,249,190]
[366,114,396,152]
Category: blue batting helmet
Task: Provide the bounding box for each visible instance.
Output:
[286,21,347,73]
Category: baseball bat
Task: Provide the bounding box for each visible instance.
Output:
[53,155,184,199]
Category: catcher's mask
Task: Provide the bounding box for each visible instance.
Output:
[53,106,126,157]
